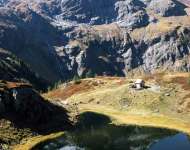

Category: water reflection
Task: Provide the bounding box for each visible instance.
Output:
[60,146,84,150]
[149,133,190,150]
[34,112,190,150]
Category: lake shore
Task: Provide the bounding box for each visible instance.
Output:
[14,104,190,150]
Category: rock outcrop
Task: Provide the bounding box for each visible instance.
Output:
[148,0,187,17]
[53,0,149,28]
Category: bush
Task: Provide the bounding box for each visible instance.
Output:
[47,80,62,91]
[73,75,81,84]
[159,95,164,101]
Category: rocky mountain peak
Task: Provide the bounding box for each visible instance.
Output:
[0,0,190,83]
[1,0,188,27]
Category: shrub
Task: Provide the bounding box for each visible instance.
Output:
[73,75,81,84]
[47,80,62,91]
[159,95,164,101]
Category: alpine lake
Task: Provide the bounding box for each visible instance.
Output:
[34,112,190,150]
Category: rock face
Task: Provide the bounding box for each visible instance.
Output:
[148,0,187,17]
[0,0,190,82]
[54,0,149,27]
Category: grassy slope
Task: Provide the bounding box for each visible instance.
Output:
[78,104,190,135]
[12,72,190,150]
[46,73,190,135]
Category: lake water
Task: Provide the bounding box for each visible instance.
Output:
[35,112,190,150]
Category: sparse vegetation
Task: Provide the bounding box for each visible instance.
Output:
[73,75,82,84]
[48,80,62,91]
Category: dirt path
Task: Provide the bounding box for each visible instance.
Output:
[79,104,190,135]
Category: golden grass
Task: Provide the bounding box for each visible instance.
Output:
[67,80,168,113]
[79,104,190,135]
[64,73,190,135]
[13,132,64,150]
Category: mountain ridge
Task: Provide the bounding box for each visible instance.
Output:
[0,0,190,83]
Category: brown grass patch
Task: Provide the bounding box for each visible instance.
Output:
[170,77,190,90]
[0,81,32,90]
[46,81,95,100]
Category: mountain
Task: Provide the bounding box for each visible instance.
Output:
[0,48,49,90]
[0,0,190,83]
[1,1,190,148]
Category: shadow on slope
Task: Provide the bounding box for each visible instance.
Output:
[0,88,72,135]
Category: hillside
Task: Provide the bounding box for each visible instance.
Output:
[0,81,71,149]
[0,0,189,83]
[0,48,48,91]
[0,72,188,149]
[45,72,190,134]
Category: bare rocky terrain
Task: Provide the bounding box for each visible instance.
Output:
[0,0,189,84]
